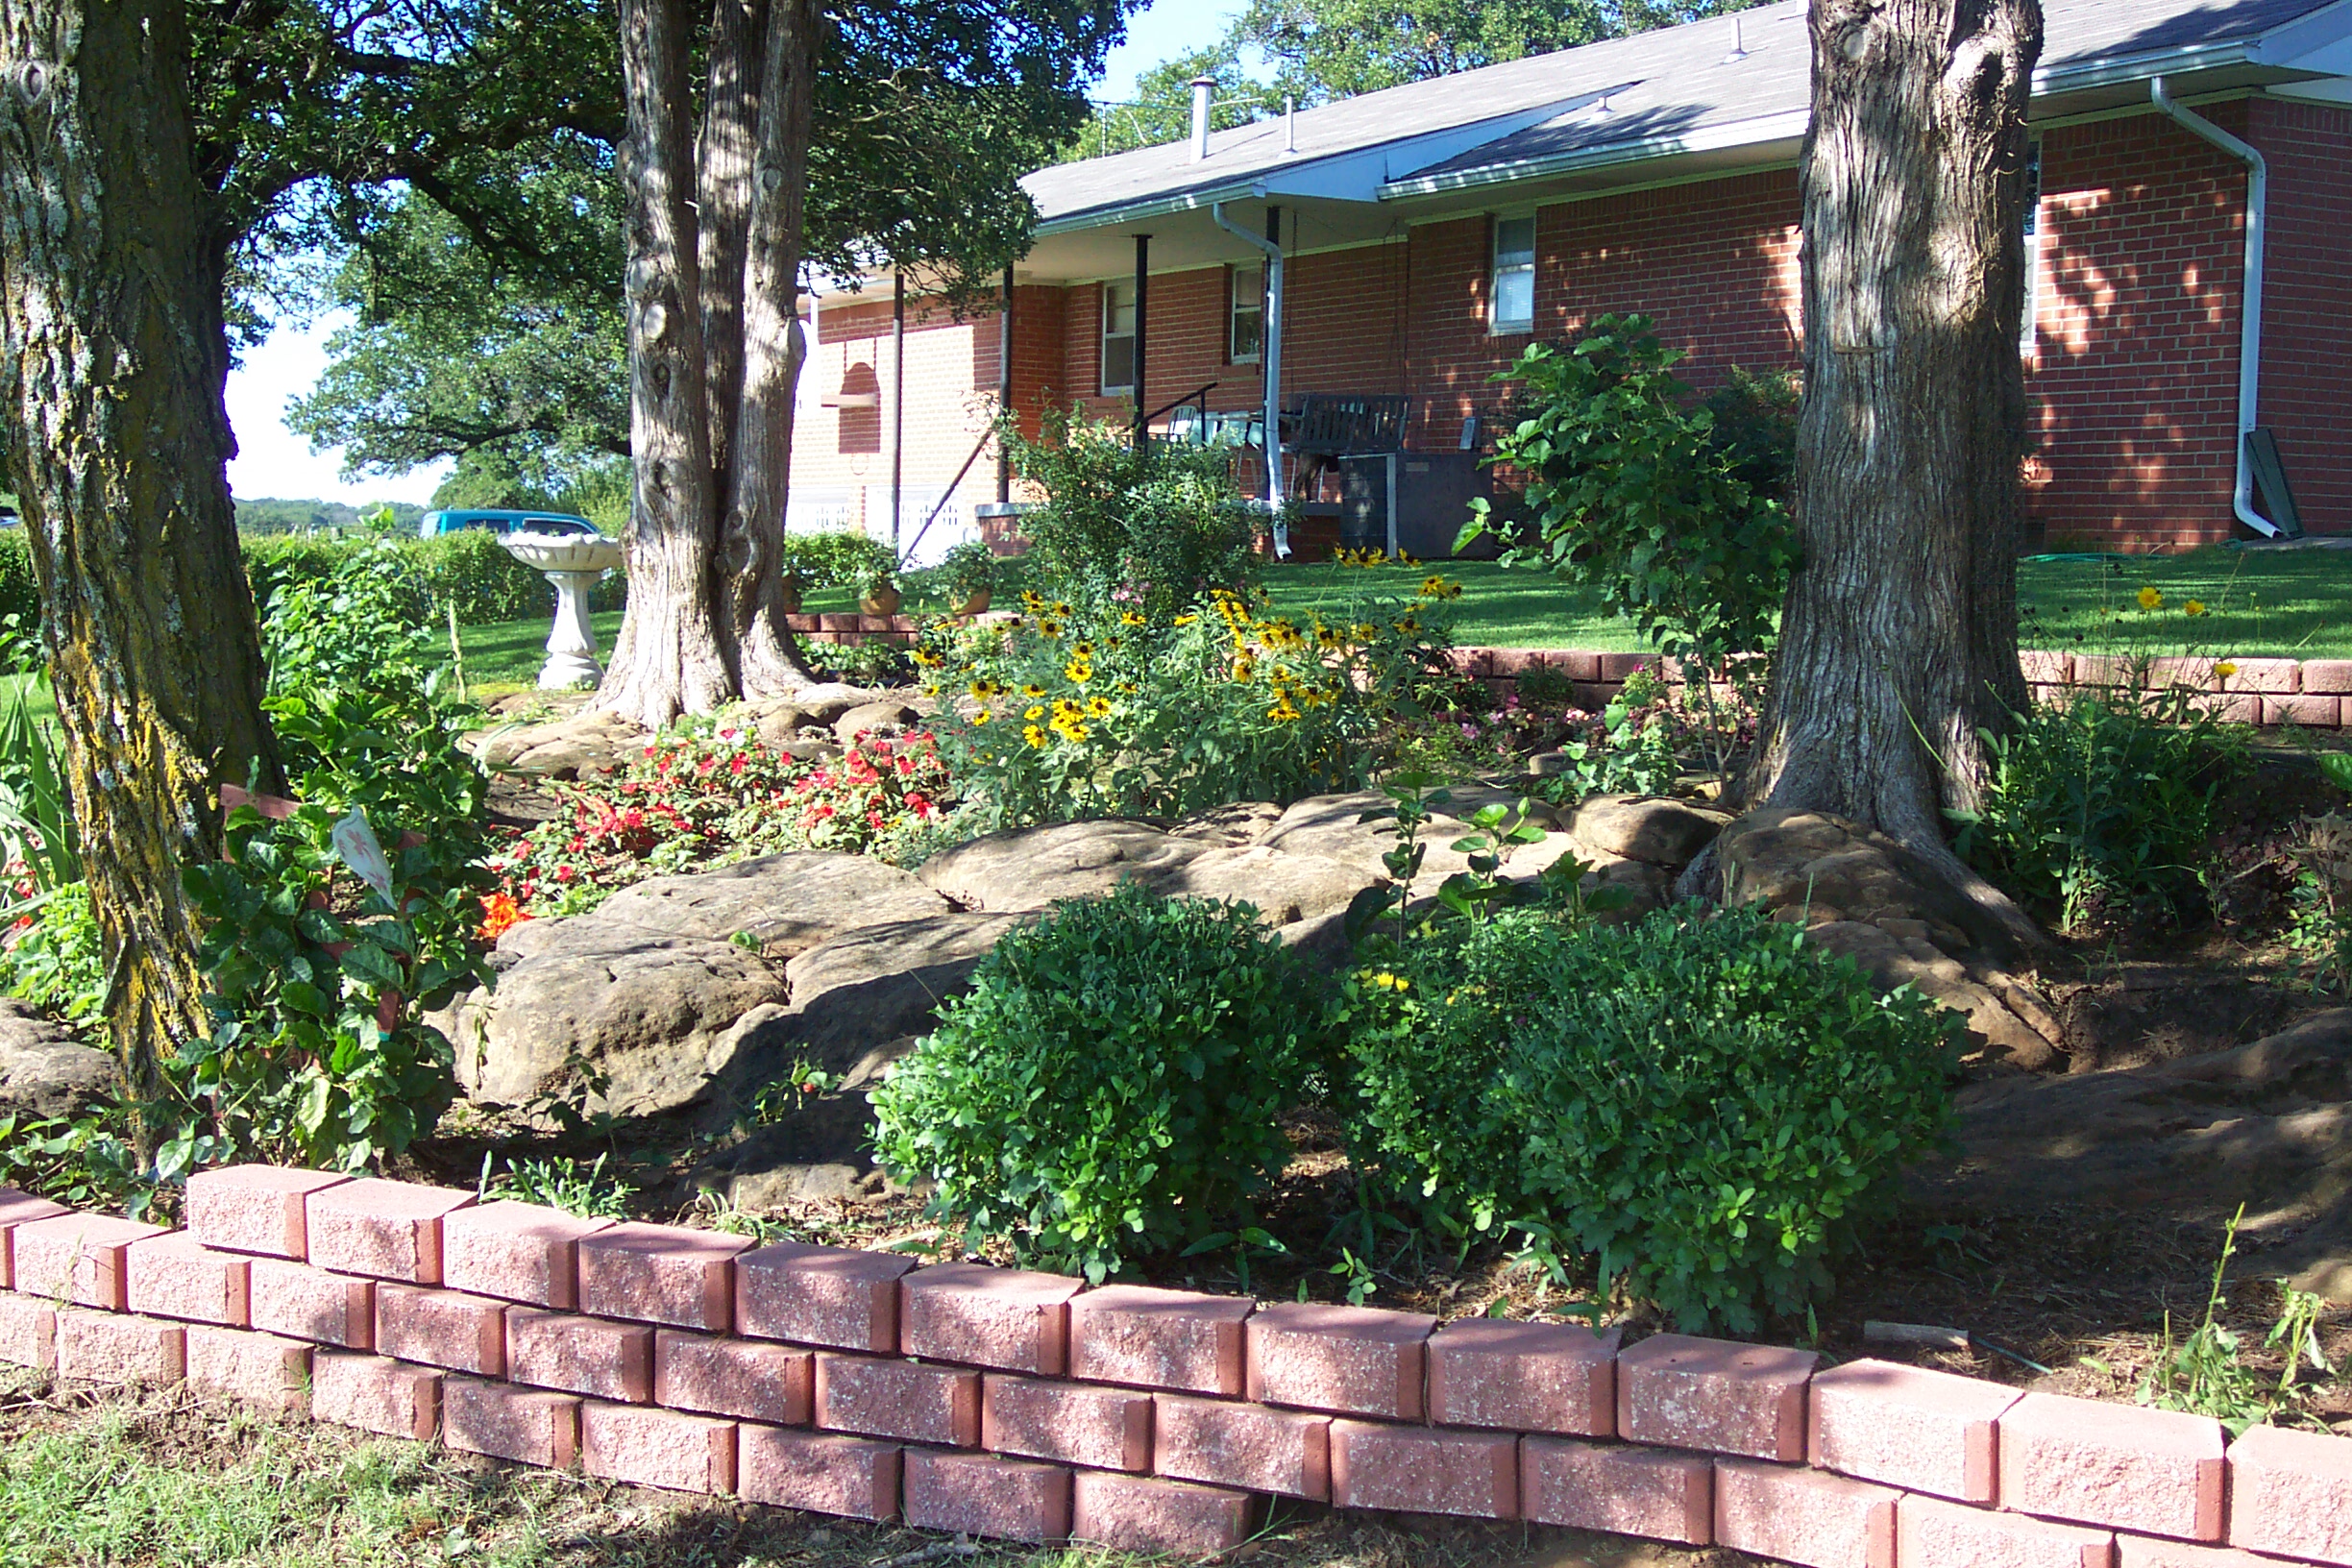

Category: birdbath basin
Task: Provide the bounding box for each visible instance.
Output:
[502,530,625,690]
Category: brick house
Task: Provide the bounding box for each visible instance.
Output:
[787,0,2352,558]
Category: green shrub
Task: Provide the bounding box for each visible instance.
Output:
[1005,410,1262,617]
[870,886,1330,1281]
[1956,687,2250,932]
[245,527,625,629]
[778,529,896,593]
[1339,904,1957,1332]
[1468,314,1797,665]
[0,533,38,629]
[1702,366,1800,504]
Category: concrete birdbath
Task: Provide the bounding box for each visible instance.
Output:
[502,529,625,689]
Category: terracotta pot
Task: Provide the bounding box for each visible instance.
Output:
[777,576,804,614]
[954,588,992,617]
[861,584,902,616]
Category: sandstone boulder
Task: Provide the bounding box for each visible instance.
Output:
[589,852,948,958]
[0,1000,117,1119]
[432,923,791,1118]
[832,700,921,746]
[1561,795,1732,867]
[919,820,1206,911]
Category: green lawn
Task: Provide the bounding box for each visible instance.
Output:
[452,546,2352,670]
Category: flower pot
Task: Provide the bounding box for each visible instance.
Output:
[954,588,992,617]
[861,584,902,616]
[778,576,804,614]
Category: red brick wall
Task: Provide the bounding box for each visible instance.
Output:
[790,96,2351,553]
[2027,109,2251,550]
[2250,96,2352,536]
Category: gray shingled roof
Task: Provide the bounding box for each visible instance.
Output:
[1023,0,2341,225]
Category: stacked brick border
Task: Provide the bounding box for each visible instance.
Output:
[788,621,2352,733]
[7,1172,2351,1565]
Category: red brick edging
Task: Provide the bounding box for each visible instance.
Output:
[5,1173,2350,1563]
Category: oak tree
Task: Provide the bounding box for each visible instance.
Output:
[1750,0,2044,933]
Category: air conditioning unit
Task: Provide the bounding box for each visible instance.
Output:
[1336,453,1494,559]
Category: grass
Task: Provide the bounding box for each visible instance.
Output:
[449,546,2352,673]
[0,1375,1668,1568]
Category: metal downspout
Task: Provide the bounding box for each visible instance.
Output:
[2151,77,2276,538]
[1211,201,1287,556]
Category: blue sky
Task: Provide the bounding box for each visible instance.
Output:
[224,0,1246,506]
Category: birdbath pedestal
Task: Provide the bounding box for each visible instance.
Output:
[501,531,625,690]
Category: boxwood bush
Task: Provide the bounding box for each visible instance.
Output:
[1340,903,1958,1332]
[869,885,1330,1281]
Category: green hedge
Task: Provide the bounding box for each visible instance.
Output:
[0,527,625,634]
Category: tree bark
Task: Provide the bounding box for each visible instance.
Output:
[600,0,736,730]
[723,0,818,696]
[1752,0,2043,928]
[598,0,817,726]
[0,0,282,1123]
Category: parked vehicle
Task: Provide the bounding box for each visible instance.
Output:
[417,508,599,539]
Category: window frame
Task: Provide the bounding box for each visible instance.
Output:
[1100,280,1137,396]
[1489,210,1538,336]
[2020,138,2045,354]
[1227,261,1264,365]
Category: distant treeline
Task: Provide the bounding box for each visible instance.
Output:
[234,497,429,535]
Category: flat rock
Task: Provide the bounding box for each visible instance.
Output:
[1803,920,2062,1070]
[1561,795,1732,867]
[711,913,1030,1111]
[1932,1008,2352,1300]
[1168,800,1286,846]
[1127,844,1370,925]
[589,851,948,958]
[919,820,1206,910]
[0,1000,116,1119]
[471,711,649,778]
[1715,807,2026,962]
[832,701,920,745]
[432,925,791,1119]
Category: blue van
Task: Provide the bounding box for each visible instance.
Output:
[418,508,600,539]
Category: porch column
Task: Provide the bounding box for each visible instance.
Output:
[996,264,1014,503]
[1132,233,1150,450]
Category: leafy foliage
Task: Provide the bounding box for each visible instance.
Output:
[1702,365,1800,503]
[489,728,954,919]
[776,530,897,594]
[1955,686,2251,933]
[870,887,1331,1281]
[2129,1208,2337,1436]
[1468,314,1798,665]
[922,579,1449,828]
[2291,782,2352,993]
[1338,903,1957,1332]
[0,881,106,1025]
[1004,411,1264,618]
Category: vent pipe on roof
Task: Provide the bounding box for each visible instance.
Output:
[2151,76,2277,538]
[1722,16,1750,65]
[1190,76,1214,160]
[1284,94,1296,155]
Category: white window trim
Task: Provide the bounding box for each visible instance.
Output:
[2021,138,2045,355]
[1489,208,1538,337]
[1228,262,1263,365]
[1101,282,1136,396]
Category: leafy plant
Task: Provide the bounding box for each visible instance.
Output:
[1955,686,2251,932]
[0,1104,149,1216]
[1003,409,1263,617]
[924,581,1450,829]
[478,1151,635,1219]
[1702,365,1800,503]
[0,881,106,1023]
[2289,808,2352,993]
[1338,903,1957,1331]
[775,529,896,596]
[870,886,1331,1282]
[2135,1207,2337,1436]
[1465,314,1798,667]
[0,616,78,894]
[935,540,996,604]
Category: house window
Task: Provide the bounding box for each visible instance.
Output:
[2020,139,2043,352]
[1229,262,1263,363]
[1491,214,1536,334]
[1101,281,1137,395]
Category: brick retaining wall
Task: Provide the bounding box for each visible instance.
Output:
[6,1172,2351,1564]
[790,622,2352,732]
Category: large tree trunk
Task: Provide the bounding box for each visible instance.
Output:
[1751,0,2043,928]
[599,0,818,727]
[723,0,818,697]
[601,0,735,730]
[0,0,282,1124]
